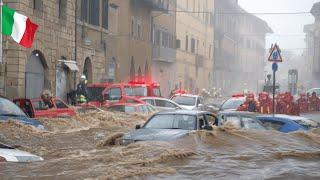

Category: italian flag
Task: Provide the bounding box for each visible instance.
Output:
[2,5,38,48]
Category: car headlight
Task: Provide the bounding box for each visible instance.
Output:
[121,139,135,145]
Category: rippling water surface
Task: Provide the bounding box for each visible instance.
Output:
[1,111,320,179]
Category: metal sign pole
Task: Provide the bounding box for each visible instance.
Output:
[272,68,276,115]
[272,62,278,115]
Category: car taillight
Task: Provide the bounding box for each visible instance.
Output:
[0,156,7,162]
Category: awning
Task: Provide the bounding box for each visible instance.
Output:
[58,60,79,72]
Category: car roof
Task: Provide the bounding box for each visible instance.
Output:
[155,110,211,116]
[218,110,259,116]
[141,97,175,102]
[257,114,308,121]
[172,94,199,98]
[109,103,145,107]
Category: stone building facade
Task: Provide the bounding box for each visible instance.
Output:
[151,0,177,97]
[303,2,320,88]
[175,0,215,94]
[213,0,272,95]
[0,0,167,100]
[1,0,76,100]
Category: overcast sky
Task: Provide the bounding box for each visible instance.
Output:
[238,0,319,55]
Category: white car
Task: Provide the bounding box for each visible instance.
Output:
[140,97,184,111]
[170,94,204,110]
[0,143,43,162]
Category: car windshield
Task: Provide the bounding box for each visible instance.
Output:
[153,87,161,97]
[144,114,197,130]
[0,98,26,117]
[293,119,320,129]
[131,86,147,96]
[221,98,245,110]
[171,96,196,106]
[242,117,265,130]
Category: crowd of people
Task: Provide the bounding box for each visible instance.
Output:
[237,91,320,115]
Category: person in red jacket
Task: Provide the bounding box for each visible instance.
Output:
[297,93,309,113]
[283,92,294,115]
[309,92,320,111]
[258,92,273,114]
[276,93,286,114]
[237,93,258,112]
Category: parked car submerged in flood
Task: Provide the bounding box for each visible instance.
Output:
[122,110,215,145]
[0,143,43,163]
[0,97,44,129]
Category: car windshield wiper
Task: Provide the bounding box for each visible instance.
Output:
[0,113,24,117]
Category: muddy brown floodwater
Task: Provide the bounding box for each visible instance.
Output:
[1,111,320,179]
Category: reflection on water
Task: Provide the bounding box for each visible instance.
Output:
[0,111,320,179]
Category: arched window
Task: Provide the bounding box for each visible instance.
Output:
[83,57,92,83]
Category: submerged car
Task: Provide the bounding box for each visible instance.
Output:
[0,97,44,129]
[122,110,215,145]
[14,98,76,118]
[219,95,246,111]
[106,102,155,114]
[140,97,183,111]
[217,111,266,130]
[170,94,205,110]
[257,114,320,133]
[0,143,43,162]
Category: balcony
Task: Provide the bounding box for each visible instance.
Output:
[152,45,176,63]
[133,0,169,11]
[196,54,204,67]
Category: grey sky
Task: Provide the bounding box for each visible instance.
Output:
[238,0,319,55]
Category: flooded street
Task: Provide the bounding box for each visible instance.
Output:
[1,111,320,179]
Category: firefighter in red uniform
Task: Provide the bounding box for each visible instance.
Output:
[309,92,320,111]
[276,93,286,114]
[297,93,309,113]
[282,92,293,115]
[258,92,273,114]
[237,93,258,112]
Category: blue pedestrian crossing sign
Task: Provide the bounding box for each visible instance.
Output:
[268,44,282,62]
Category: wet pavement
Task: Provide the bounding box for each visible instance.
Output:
[0,111,320,179]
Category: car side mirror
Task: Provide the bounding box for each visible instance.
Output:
[204,125,213,131]
[135,124,141,129]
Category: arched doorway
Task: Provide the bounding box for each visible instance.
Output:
[83,57,92,83]
[56,56,68,101]
[25,51,47,98]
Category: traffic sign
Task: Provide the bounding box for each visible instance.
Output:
[272,62,278,72]
[268,44,282,62]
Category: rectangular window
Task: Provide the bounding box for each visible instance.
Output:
[102,0,109,29]
[191,38,196,53]
[89,0,100,26]
[81,0,88,21]
[131,18,135,36]
[185,35,189,51]
[176,39,181,49]
[58,0,67,20]
[137,20,142,39]
[155,29,160,45]
[33,0,43,11]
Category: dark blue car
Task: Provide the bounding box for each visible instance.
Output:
[0,97,44,129]
[256,114,320,133]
